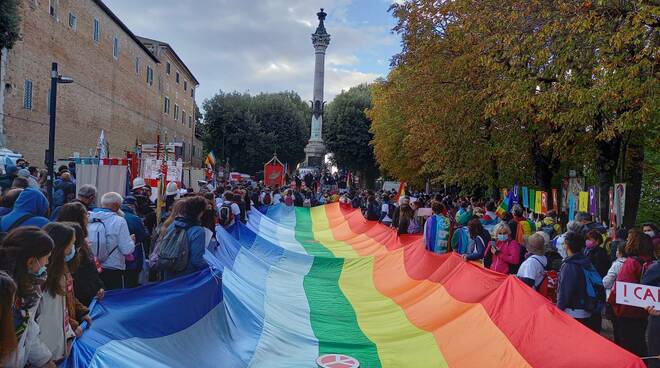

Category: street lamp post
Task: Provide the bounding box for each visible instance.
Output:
[46,62,73,209]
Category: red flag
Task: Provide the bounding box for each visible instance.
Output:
[395,182,406,202]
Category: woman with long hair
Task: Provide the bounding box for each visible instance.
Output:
[397,204,418,235]
[0,227,55,368]
[58,222,93,332]
[56,202,105,306]
[40,223,77,362]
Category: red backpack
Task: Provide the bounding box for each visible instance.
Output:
[537,270,559,303]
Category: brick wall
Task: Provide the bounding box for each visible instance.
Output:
[1,0,202,167]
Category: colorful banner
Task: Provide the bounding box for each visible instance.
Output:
[535,191,543,214]
[522,186,529,208]
[568,193,576,221]
[511,184,519,205]
[541,192,548,215]
[588,186,597,216]
[264,162,285,187]
[579,191,589,213]
[529,190,536,213]
[65,204,644,368]
[552,189,558,211]
[609,188,616,229]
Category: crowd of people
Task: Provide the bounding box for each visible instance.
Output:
[0,159,658,366]
[345,188,659,363]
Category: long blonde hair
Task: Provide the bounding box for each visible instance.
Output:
[159,199,187,239]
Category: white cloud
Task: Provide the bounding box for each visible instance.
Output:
[104,0,397,106]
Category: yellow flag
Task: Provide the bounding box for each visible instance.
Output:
[579,191,589,212]
[535,191,543,214]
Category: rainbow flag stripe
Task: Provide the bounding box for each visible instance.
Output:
[66,204,643,368]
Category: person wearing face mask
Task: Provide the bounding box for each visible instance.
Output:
[584,229,610,278]
[483,223,521,274]
[39,223,80,363]
[0,227,56,368]
[642,222,659,252]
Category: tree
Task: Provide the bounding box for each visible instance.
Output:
[0,0,20,51]
[251,91,309,168]
[371,0,658,224]
[201,91,310,174]
[324,84,379,186]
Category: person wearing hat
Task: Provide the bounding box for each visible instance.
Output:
[516,232,548,288]
[132,177,149,197]
[120,196,148,288]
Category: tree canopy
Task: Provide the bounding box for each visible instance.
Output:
[201,91,309,174]
[324,84,379,184]
[0,0,20,50]
[369,0,658,225]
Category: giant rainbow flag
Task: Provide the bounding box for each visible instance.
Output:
[65,203,643,367]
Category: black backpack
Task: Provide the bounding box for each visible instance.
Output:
[387,203,396,219]
[219,203,235,228]
[263,193,272,205]
[366,203,380,221]
[152,226,190,274]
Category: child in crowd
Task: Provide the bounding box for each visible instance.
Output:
[0,227,55,368]
[39,223,78,363]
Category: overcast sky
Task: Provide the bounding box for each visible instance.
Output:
[104,0,402,107]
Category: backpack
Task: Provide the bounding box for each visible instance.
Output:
[0,213,33,241]
[582,265,606,312]
[530,256,559,303]
[351,197,361,209]
[263,193,272,205]
[88,217,118,264]
[219,203,235,228]
[151,226,190,274]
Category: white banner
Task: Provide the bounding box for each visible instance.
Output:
[616,281,660,310]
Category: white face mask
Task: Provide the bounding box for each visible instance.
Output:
[645,231,655,238]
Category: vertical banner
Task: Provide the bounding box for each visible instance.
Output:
[614,183,626,226]
[588,186,597,216]
[568,193,576,221]
[501,188,508,200]
[541,192,548,214]
[535,191,543,214]
[608,188,616,232]
[552,188,558,211]
[264,162,285,187]
[522,186,529,208]
[511,183,519,205]
[529,190,536,213]
[579,191,589,212]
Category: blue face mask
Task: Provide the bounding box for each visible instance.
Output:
[29,258,47,278]
[64,247,76,262]
[497,234,508,242]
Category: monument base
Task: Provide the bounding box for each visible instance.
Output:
[304,140,326,168]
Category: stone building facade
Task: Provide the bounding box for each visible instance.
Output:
[0,0,203,167]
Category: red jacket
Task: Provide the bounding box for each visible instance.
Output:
[608,256,652,318]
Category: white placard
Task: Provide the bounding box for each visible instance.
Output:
[615,281,660,310]
[416,208,433,218]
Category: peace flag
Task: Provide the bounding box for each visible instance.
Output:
[579,191,589,212]
[535,191,543,214]
[65,204,643,368]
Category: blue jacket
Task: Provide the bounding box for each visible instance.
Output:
[0,188,49,231]
[163,217,207,280]
[557,253,594,311]
[121,206,148,271]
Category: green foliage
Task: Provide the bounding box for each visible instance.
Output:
[638,142,660,226]
[324,84,379,182]
[371,0,658,218]
[0,0,20,50]
[201,91,309,174]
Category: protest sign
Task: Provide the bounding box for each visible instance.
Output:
[616,282,660,310]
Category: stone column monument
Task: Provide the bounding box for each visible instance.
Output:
[304,8,331,168]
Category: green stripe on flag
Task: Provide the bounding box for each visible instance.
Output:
[295,208,381,367]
